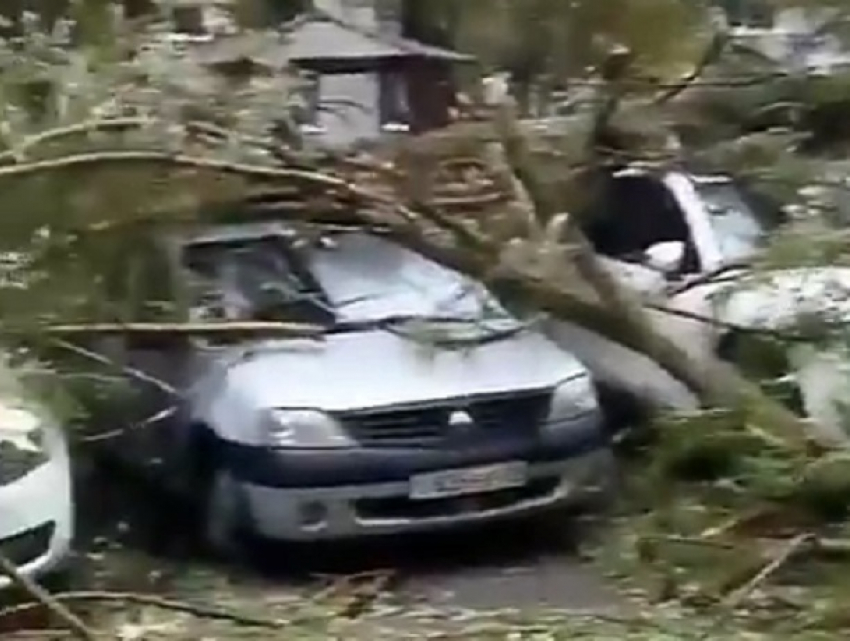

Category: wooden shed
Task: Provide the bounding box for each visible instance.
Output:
[190,11,476,143]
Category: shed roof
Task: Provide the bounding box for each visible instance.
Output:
[190,11,474,71]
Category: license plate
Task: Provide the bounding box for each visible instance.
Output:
[409,461,528,500]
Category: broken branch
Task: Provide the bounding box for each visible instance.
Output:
[0,590,287,630]
[654,31,730,104]
[0,552,96,641]
[30,321,325,339]
[721,533,813,608]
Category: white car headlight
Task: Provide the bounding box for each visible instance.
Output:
[267,409,354,449]
[0,406,50,485]
[549,375,598,421]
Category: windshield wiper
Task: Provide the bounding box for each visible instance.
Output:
[668,259,752,296]
[331,314,471,332]
[331,314,527,345]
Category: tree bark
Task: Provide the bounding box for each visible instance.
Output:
[0,116,823,449]
[484,101,824,450]
[395,220,818,450]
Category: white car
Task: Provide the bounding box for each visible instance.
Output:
[0,367,74,589]
[556,167,850,443]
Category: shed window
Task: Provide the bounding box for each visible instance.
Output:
[379,71,409,125]
[717,0,775,28]
[172,5,205,34]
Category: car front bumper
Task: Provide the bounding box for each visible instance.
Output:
[241,447,614,541]
[0,433,74,590]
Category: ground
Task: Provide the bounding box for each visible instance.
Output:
[59,459,629,636]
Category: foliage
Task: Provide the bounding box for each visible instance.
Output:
[405,0,712,81]
[2,0,850,639]
[0,4,310,327]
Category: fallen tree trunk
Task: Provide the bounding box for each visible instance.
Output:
[410,228,818,450]
[0,104,824,450]
[490,103,820,449]
[382,100,821,450]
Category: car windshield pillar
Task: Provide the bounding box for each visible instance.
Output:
[694,181,774,263]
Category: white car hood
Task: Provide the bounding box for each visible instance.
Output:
[711,267,850,446]
[217,328,587,412]
[715,267,850,330]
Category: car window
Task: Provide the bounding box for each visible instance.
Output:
[179,230,514,329]
[581,174,699,271]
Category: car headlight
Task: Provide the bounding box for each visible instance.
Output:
[267,409,354,448]
[0,406,50,485]
[549,375,598,421]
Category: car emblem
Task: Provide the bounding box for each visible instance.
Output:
[448,409,473,428]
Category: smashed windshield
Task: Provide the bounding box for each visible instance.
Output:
[180,230,518,334]
[694,181,780,263]
[304,232,517,329]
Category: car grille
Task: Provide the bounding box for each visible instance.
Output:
[336,390,553,446]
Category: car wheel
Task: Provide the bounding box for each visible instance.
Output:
[201,468,252,562]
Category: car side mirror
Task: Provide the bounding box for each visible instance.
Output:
[644,241,685,273]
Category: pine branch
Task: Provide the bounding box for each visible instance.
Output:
[37,320,325,338]
[654,31,730,104]
[0,150,427,224]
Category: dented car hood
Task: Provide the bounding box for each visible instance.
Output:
[713,266,850,330]
[206,327,587,413]
[710,266,850,444]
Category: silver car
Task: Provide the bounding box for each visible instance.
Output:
[97,222,613,554]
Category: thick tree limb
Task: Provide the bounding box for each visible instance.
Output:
[489,90,821,449]
[0,125,824,449]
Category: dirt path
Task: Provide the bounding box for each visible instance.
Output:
[80,513,627,612]
[72,532,627,639]
[60,458,630,638]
